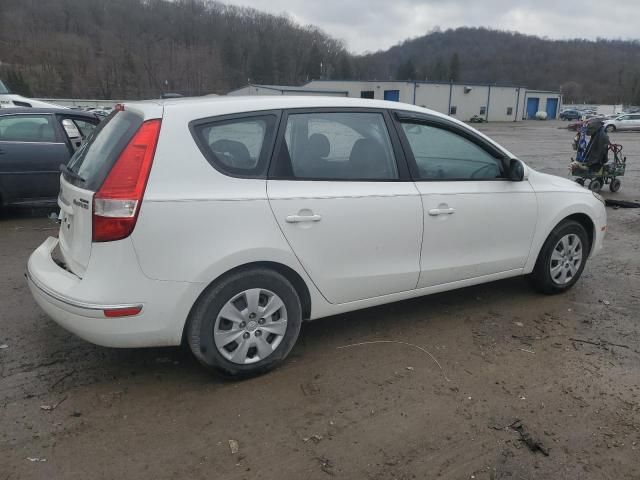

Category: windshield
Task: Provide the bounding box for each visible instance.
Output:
[0,80,9,94]
[66,110,142,191]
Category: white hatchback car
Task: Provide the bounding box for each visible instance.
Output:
[27,96,606,377]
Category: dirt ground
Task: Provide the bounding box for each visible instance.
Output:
[1,120,639,480]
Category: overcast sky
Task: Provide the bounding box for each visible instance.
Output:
[224,0,640,53]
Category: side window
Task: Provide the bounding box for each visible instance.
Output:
[192,115,277,177]
[0,115,56,142]
[400,122,504,180]
[277,112,398,180]
[72,118,98,139]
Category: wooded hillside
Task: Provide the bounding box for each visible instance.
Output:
[356,27,640,105]
[0,0,351,99]
[1,0,639,104]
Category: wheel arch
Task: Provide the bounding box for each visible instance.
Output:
[181,260,313,345]
[564,213,595,252]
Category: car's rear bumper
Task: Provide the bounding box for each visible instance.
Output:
[27,236,199,348]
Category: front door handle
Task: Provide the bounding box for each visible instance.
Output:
[285,214,322,223]
[428,207,456,216]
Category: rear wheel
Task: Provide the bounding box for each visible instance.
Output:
[609,178,621,192]
[187,268,302,378]
[575,178,585,186]
[529,220,589,294]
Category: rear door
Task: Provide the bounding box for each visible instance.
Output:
[58,109,143,276]
[267,109,423,304]
[0,113,68,204]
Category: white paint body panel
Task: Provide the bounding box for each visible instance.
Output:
[268,181,423,303]
[26,96,606,348]
[416,179,537,287]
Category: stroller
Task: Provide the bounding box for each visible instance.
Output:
[570,123,626,192]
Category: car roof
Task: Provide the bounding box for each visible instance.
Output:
[0,107,98,118]
[123,95,516,159]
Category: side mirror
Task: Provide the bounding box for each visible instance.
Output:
[508,158,525,181]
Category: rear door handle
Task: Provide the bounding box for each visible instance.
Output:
[285,214,322,223]
[428,207,456,216]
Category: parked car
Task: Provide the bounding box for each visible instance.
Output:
[560,109,582,121]
[0,108,100,207]
[27,97,607,378]
[567,120,584,131]
[604,113,640,132]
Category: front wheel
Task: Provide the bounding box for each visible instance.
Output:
[609,178,621,192]
[186,268,302,378]
[529,220,590,294]
[605,125,616,133]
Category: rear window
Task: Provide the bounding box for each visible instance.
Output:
[65,110,142,190]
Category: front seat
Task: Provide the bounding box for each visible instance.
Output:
[349,138,391,179]
[297,133,331,178]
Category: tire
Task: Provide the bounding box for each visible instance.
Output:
[605,125,616,133]
[609,178,621,193]
[186,267,302,378]
[575,178,585,186]
[529,220,590,294]
[588,178,602,192]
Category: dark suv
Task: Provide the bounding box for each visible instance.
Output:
[0,108,100,207]
[559,109,582,121]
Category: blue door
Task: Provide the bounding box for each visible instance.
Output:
[545,98,558,119]
[384,90,400,102]
[526,97,539,119]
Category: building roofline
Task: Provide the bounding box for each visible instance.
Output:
[305,79,530,89]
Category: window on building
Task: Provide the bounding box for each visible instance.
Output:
[383,90,400,102]
[275,112,399,180]
[479,106,486,115]
[506,107,513,116]
[449,106,457,115]
[399,122,504,181]
[360,91,374,99]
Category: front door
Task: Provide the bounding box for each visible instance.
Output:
[267,109,423,304]
[394,115,537,288]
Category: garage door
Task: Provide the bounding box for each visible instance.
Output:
[545,98,558,119]
[526,98,539,119]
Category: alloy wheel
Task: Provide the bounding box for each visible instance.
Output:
[549,234,583,285]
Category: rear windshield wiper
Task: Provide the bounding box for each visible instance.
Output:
[60,164,85,183]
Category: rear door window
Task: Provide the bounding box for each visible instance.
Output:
[190,114,278,178]
[65,110,142,190]
[274,111,399,180]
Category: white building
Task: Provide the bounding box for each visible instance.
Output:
[228,80,562,122]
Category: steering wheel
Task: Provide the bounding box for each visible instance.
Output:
[470,163,498,179]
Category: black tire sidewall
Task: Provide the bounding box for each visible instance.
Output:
[532,220,589,294]
[610,179,621,192]
[187,268,302,378]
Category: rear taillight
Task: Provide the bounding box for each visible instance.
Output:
[93,119,161,242]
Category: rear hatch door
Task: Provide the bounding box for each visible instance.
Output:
[58,109,145,277]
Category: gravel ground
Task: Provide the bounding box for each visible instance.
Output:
[1,120,639,480]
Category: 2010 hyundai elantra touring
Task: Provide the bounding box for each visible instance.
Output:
[27,96,606,377]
